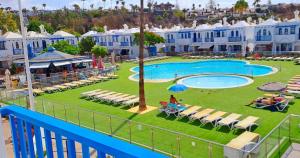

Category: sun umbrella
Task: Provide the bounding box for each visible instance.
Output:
[168,84,188,93]
[257,82,287,92]
[5,69,12,90]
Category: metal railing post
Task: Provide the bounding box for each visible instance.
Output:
[208,143,212,158]
[278,125,281,156]
[288,115,291,142]
[64,105,67,121]
[0,114,7,158]
[177,135,181,157]
[265,139,268,158]
[151,128,154,151]
[52,103,55,118]
[78,110,80,127]
[42,99,45,113]
[129,121,132,143]
[109,116,113,135]
[92,112,96,131]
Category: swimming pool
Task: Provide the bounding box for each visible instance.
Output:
[130,60,276,82]
[177,75,253,89]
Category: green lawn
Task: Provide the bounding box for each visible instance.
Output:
[35,57,300,157]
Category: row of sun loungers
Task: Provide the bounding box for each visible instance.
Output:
[246,56,295,61]
[128,56,170,63]
[286,75,300,97]
[81,89,139,107]
[160,103,259,131]
[182,56,225,59]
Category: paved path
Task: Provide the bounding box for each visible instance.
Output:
[281,143,300,158]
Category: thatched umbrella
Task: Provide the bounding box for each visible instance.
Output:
[257,82,287,92]
[111,52,116,66]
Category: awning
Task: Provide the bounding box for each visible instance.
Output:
[81,59,92,62]
[53,61,71,66]
[197,44,213,49]
[71,59,92,64]
[30,63,50,69]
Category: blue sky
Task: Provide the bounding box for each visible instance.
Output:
[1,0,299,10]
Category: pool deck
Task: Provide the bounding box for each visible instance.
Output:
[281,143,300,158]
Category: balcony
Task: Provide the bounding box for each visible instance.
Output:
[108,42,113,46]
[32,47,43,54]
[0,105,167,158]
[193,38,202,43]
[99,42,107,46]
[13,49,23,55]
[256,35,272,41]
[167,39,175,43]
[120,42,130,46]
[204,38,214,42]
[228,36,242,42]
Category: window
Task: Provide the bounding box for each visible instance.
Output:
[291,27,295,34]
[0,41,5,50]
[284,28,288,35]
[263,29,267,36]
[181,34,184,39]
[268,31,271,36]
[33,42,35,48]
[279,28,282,35]
[198,33,201,38]
[231,31,234,37]
[16,42,19,49]
[236,31,239,37]
[257,30,261,36]
[210,32,213,38]
[222,31,225,37]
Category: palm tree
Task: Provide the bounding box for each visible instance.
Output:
[234,0,248,14]
[102,0,106,9]
[121,0,125,8]
[81,0,86,11]
[192,4,195,10]
[32,6,37,15]
[73,4,80,12]
[253,0,261,7]
[139,0,146,111]
[90,4,94,10]
[42,3,46,10]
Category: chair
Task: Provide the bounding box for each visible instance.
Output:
[234,116,259,131]
[217,113,242,129]
[178,106,202,118]
[201,111,227,126]
[189,108,215,121]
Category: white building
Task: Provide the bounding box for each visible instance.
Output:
[50,30,78,45]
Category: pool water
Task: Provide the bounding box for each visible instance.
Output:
[178,75,253,89]
[131,60,275,81]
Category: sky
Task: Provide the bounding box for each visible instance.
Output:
[0,0,299,10]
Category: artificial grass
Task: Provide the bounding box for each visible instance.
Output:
[34,57,300,157]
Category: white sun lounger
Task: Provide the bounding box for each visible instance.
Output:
[80,89,102,97]
[178,106,201,118]
[234,116,259,131]
[97,93,124,101]
[189,108,215,121]
[113,95,137,104]
[103,94,129,102]
[217,113,242,129]
[123,98,139,107]
[92,92,119,101]
[201,111,227,126]
[85,90,109,99]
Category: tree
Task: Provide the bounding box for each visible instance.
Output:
[51,40,80,55]
[253,0,261,7]
[42,3,46,10]
[73,4,80,12]
[90,4,94,10]
[0,9,18,33]
[102,0,106,9]
[147,0,154,12]
[207,0,216,10]
[32,6,38,15]
[133,32,165,47]
[27,20,54,34]
[92,26,105,32]
[234,0,249,14]
[91,45,108,58]
[79,36,96,54]
[138,0,146,111]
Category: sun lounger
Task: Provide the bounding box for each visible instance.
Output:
[217,113,242,129]
[80,89,102,98]
[53,85,68,91]
[263,93,295,102]
[62,83,78,88]
[189,108,215,121]
[100,93,124,101]
[103,94,129,102]
[234,116,259,131]
[113,95,137,104]
[201,111,227,126]
[123,98,139,107]
[108,74,118,79]
[87,91,111,99]
[33,89,44,96]
[224,131,260,158]
[44,87,60,93]
[287,84,300,87]
[92,92,118,101]
[178,106,201,118]
[287,86,300,91]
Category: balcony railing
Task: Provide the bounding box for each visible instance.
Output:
[13,49,23,55]
[204,38,214,42]
[193,38,202,43]
[228,36,242,42]
[256,35,272,41]
[99,42,107,46]
[108,42,113,46]
[120,42,130,46]
[0,105,168,158]
[167,39,175,43]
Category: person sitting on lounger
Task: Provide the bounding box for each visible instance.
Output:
[170,95,178,104]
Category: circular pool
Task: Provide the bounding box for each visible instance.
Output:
[130,60,276,82]
[177,75,253,89]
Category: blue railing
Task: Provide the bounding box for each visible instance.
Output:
[0,105,168,158]
[108,42,113,46]
[120,42,130,46]
[228,36,242,42]
[256,35,272,41]
[193,38,202,43]
[167,39,175,43]
[13,49,23,55]
[99,42,107,46]
[204,38,214,42]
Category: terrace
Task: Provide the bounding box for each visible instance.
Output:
[1,57,300,157]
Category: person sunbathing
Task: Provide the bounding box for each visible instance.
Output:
[170,95,178,104]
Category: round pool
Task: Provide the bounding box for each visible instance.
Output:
[130,60,276,82]
[177,75,253,89]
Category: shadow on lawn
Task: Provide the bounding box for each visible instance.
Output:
[111,112,138,135]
